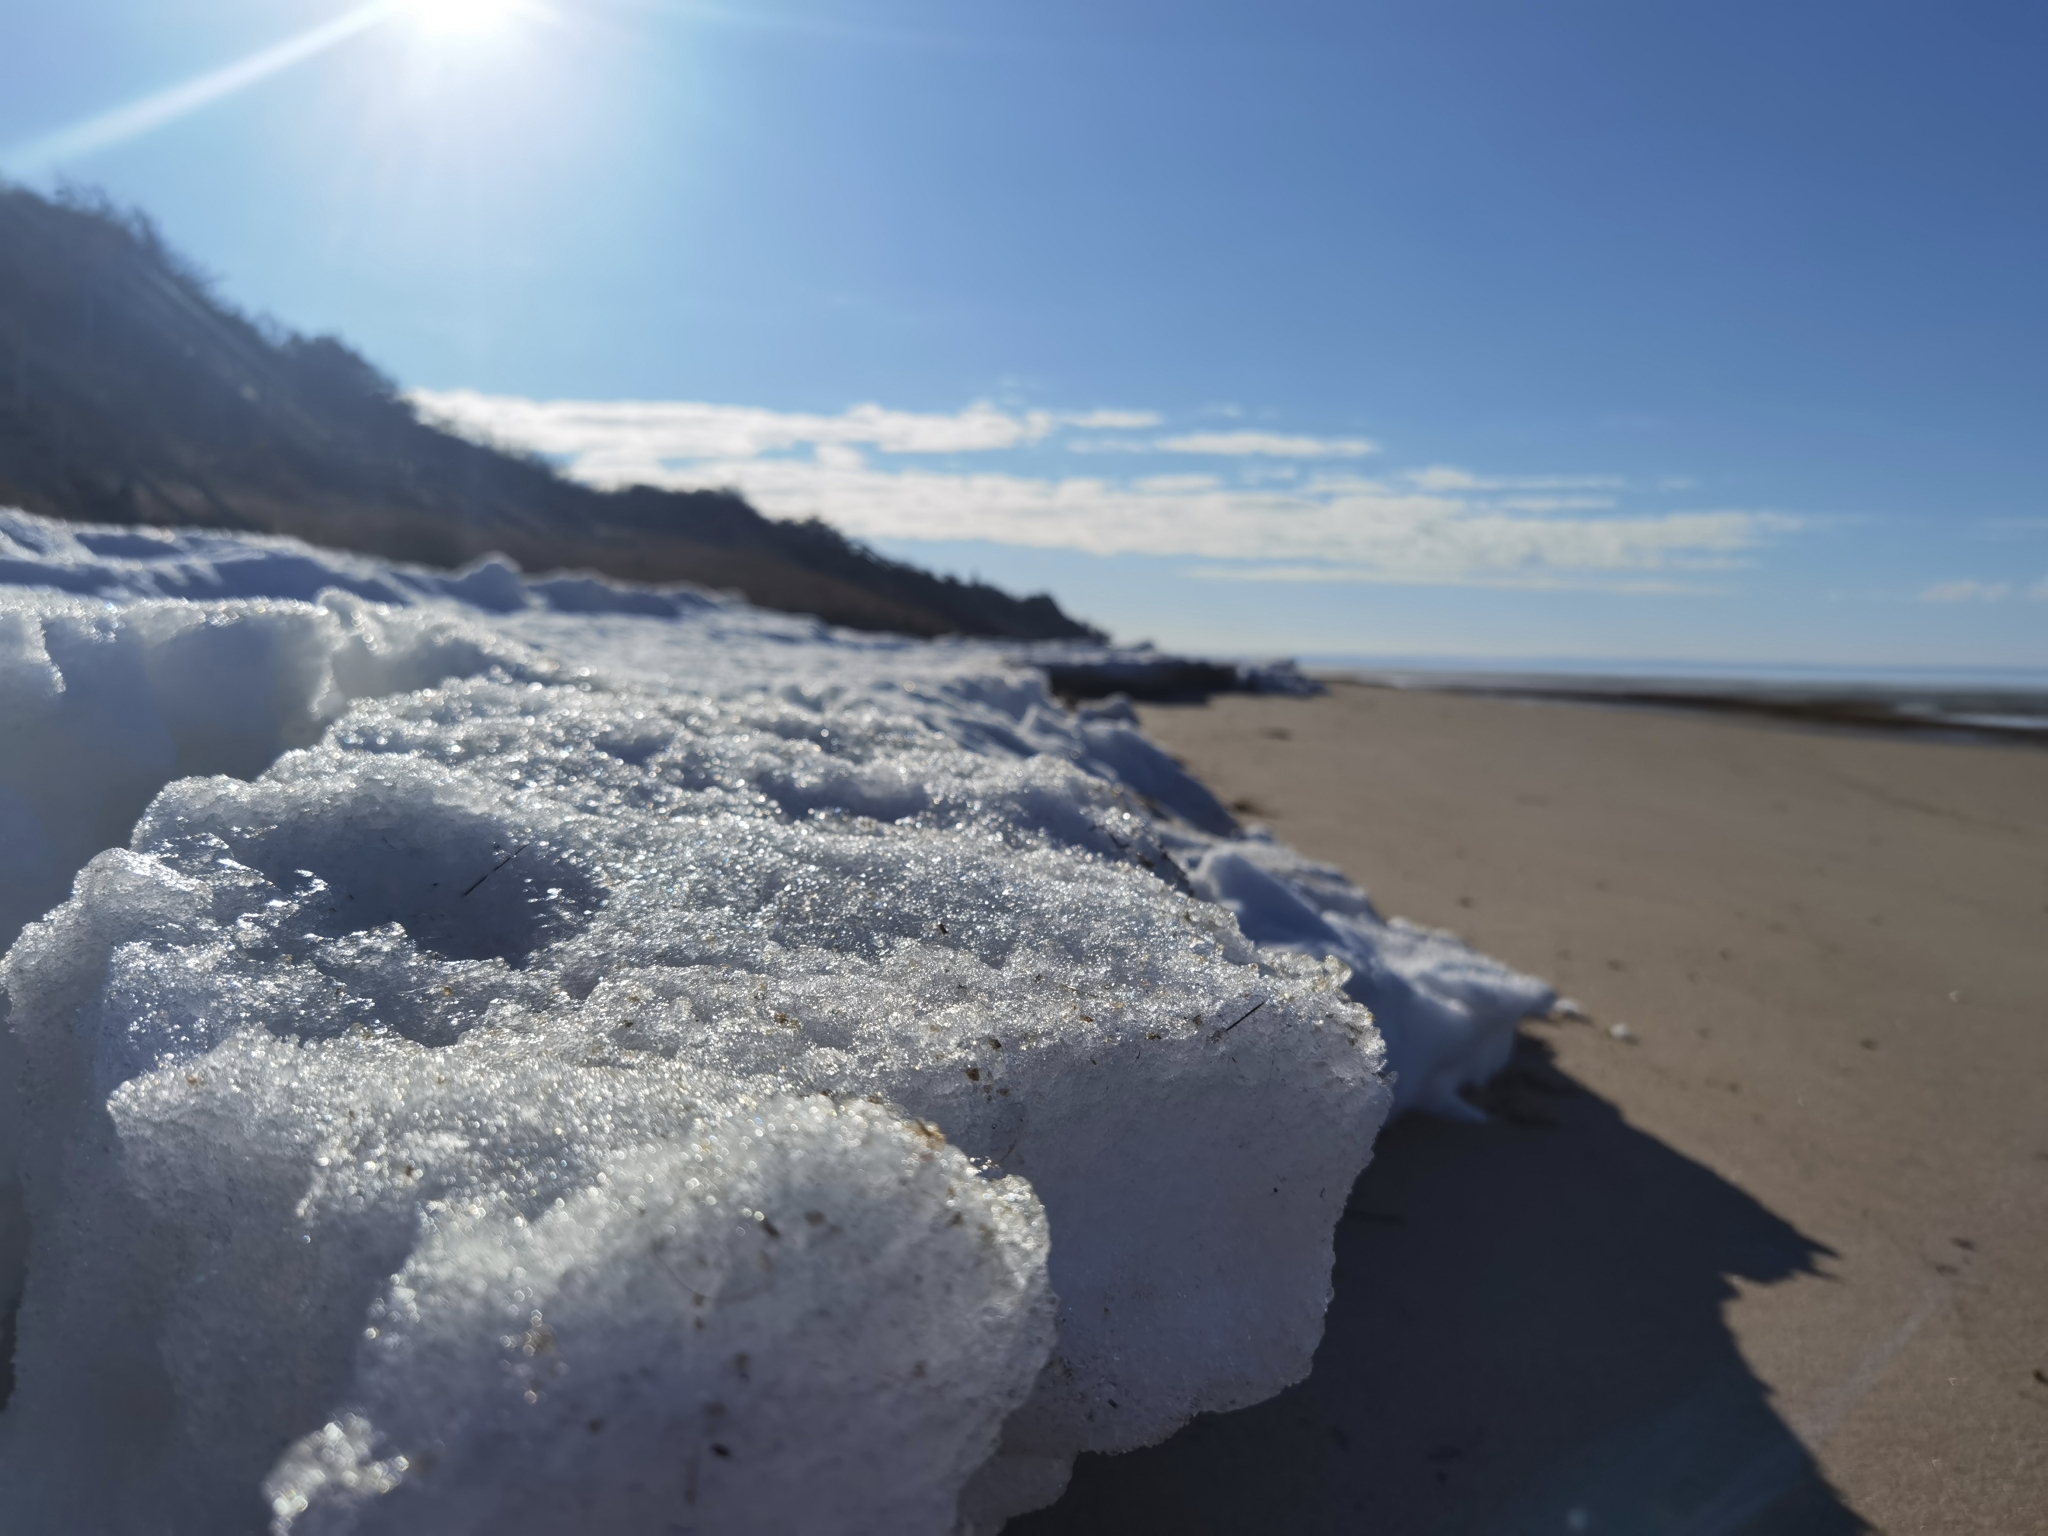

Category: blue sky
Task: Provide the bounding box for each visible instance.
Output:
[4,0,2045,666]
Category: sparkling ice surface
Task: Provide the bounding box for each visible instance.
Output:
[0,511,1549,1532]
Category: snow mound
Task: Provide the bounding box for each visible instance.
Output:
[0,584,538,955]
[1184,837,1554,1120]
[0,512,1551,1533]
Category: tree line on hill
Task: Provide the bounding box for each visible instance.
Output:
[0,185,1100,641]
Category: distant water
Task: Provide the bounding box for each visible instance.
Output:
[1288,655,2048,742]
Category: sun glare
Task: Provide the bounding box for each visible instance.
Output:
[397,0,521,38]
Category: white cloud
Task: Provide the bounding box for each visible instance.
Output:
[1156,431,1378,458]
[1064,437,1162,454]
[1405,465,1625,493]
[1919,580,2012,603]
[2033,576,2048,601]
[408,390,1075,475]
[414,389,1795,587]
[1176,564,1710,594]
[604,449,1790,583]
[1492,495,1620,513]
[1060,409,1162,430]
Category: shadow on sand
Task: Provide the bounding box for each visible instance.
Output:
[1013,1035,1867,1536]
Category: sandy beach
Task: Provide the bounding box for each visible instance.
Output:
[1017,682,2047,1535]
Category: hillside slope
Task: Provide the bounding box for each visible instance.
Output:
[0,187,1098,640]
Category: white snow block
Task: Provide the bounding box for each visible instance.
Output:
[0,672,1388,1532]
[0,842,1053,1535]
[0,588,532,951]
[1187,836,1554,1117]
[0,511,1563,1531]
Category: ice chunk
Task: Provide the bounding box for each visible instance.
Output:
[1185,836,1554,1116]
[1,680,1387,1531]
[3,936,1051,1533]
[0,589,537,952]
[0,511,1556,1530]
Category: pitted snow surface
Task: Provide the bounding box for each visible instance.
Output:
[0,511,1550,1534]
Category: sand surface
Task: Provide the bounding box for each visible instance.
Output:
[1016,682,2047,1535]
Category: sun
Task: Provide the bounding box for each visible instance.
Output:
[394,0,523,38]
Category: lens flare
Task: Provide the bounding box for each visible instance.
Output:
[397,0,521,37]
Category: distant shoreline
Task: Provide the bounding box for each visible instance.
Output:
[1297,661,2048,745]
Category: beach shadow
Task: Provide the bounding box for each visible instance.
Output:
[1013,1034,1867,1536]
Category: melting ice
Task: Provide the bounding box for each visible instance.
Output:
[0,511,1550,1533]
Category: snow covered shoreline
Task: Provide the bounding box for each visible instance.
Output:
[0,511,1550,1533]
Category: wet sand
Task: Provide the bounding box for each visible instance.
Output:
[1016,681,2047,1535]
